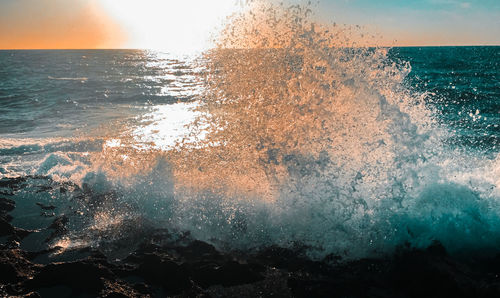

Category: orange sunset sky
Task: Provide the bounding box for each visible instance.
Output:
[1,0,499,50]
[0,0,125,49]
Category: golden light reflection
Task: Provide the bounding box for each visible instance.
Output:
[132,102,202,150]
[51,237,88,255]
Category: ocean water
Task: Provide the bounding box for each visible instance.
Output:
[393,46,500,153]
[0,45,499,259]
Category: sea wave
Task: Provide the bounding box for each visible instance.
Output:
[1,2,499,260]
[48,76,88,81]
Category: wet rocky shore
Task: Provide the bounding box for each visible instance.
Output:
[2,176,500,298]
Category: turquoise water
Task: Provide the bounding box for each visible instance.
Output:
[1,48,498,150]
[392,47,500,153]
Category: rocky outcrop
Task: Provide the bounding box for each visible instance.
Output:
[1,176,500,297]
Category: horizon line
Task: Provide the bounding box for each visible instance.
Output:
[1,44,500,51]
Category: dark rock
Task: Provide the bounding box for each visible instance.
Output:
[0,197,15,212]
[14,227,33,239]
[287,242,500,298]
[134,241,163,255]
[0,249,37,285]
[35,185,54,193]
[100,279,145,298]
[0,177,27,189]
[254,246,327,274]
[323,253,343,265]
[102,292,129,298]
[45,215,68,243]
[0,190,14,196]
[288,277,338,298]
[3,180,500,298]
[30,260,114,293]
[35,202,56,210]
[0,217,29,239]
[177,240,220,260]
[191,260,263,288]
[131,282,151,295]
[178,280,212,298]
[206,268,290,298]
[0,198,16,229]
[25,246,62,261]
[1,212,13,222]
[5,236,21,249]
[60,181,80,193]
[90,249,109,260]
[425,239,448,257]
[135,253,191,292]
[389,246,477,298]
[0,217,14,236]
[0,260,22,284]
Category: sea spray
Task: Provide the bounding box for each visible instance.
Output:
[1,2,499,260]
[165,2,500,258]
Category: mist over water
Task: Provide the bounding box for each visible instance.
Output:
[1,2,500,260]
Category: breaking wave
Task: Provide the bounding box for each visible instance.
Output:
[3,1,500,260]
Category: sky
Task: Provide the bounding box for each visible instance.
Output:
[0,0,499,50]
[0,0,124,49]
[319,0,500,46]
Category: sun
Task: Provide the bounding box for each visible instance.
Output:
[99,0,243,53]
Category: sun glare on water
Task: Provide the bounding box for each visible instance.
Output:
[100,0,243,53]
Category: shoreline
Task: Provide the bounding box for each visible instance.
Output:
[1,176,500,297]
